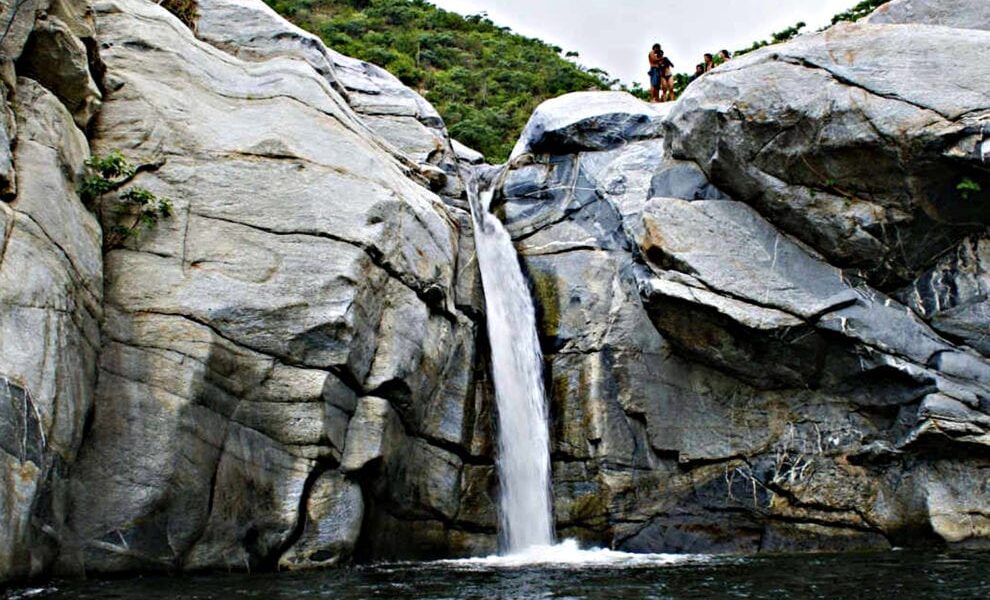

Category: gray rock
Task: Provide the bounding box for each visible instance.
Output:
[512,92,669,157]
[340,397,403,473]
[579,138,667,243]
[920,460,990,545]
[59,0,482,575]
[648,159,726,201]
[486,11,990,550]
[640,273,829,389]
[182,423,317,571]
[500,154,603,241]
[816,286,953,366]
[278,472,364,569]
[0,77,100,582]
[899,237,990,356]
[47,0,97,40]
[867,0,990,31]
[0,86,14,198]
[666,24,990,284]
[19,14,102,128]
[0,0,49,63]
[456,465,496,529]
[194,0,344,93]
[639,198,855,319]
[193,0,458,195]
[452,139,484,165]
[899,393,990,448]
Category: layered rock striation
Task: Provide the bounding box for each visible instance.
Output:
[494,0,990,553]
[2,0,493,582]
[1,0,989,585]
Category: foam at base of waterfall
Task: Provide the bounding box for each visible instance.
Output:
[440,539,712,569]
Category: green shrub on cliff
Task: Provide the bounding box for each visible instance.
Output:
[263,0,610,161]
[82,151,173,250]
[831,0,890,24]
[736,1,889,57]
[162,0,199,29]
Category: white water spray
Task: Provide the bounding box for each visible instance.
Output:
[467,171,555,553]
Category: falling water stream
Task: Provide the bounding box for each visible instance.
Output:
[466,169,555,553]
[10,178,990,599]
[462,167,704,564]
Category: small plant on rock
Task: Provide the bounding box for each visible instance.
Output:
[957,177,982,200]
[160,0,199,30]
[81,151,173,250]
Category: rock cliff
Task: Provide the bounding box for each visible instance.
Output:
[497,0,990,552]
[0,0,988,584]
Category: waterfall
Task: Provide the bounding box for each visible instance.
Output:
[467,170,556,553]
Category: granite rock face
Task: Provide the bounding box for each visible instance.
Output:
[3,0,990,585]
[0,45,102,587]
[667,19,990,288]
[187,0,466,202]
[56,0,491,575]
[1,0,491,583]
[867,0,990,31]
[493,1,990,551]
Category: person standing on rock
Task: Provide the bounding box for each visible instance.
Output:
[704,53,715,72]
[648,44,664,102]
[657,49,676,102]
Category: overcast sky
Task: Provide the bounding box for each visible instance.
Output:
[429,0,861,85]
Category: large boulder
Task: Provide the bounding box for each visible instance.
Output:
[0,77,101,582]
[493,59,990,551]
[667,22,990,288]
[512,91,669,158]
[867,0,990,30]
[60,0,489,575]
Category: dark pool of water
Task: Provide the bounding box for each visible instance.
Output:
[5,550,989,600]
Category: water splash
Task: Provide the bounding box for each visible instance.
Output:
[439,538,712,568]
[467,170,555,553]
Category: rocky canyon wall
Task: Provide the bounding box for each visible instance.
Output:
[497,0,990,552]
[0,0,988,585]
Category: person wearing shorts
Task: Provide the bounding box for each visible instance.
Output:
[648,44,663,103]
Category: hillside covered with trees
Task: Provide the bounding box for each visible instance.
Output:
[263,0,889,162]
[264,0,611,161]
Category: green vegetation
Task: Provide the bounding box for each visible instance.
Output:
[957,177,982,200]
[831,0,890,24]
[263,0,610,161]
[736,22,807,57]
[736,0,889,57]
[162,0,199,29]
[82,151,174,250]
[259,0,892,160]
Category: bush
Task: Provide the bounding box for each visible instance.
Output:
[265,0,609,161]
[161,0,199,30]
[81,152,173,250]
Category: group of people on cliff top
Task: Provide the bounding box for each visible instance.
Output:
[648,45,732,103]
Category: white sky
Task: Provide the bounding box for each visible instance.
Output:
[429,0,861,85]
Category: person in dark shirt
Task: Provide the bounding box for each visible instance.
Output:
[704,53,715,72]
[656,49,675,102]
[648,43,663,103]
[687,63,706,85]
